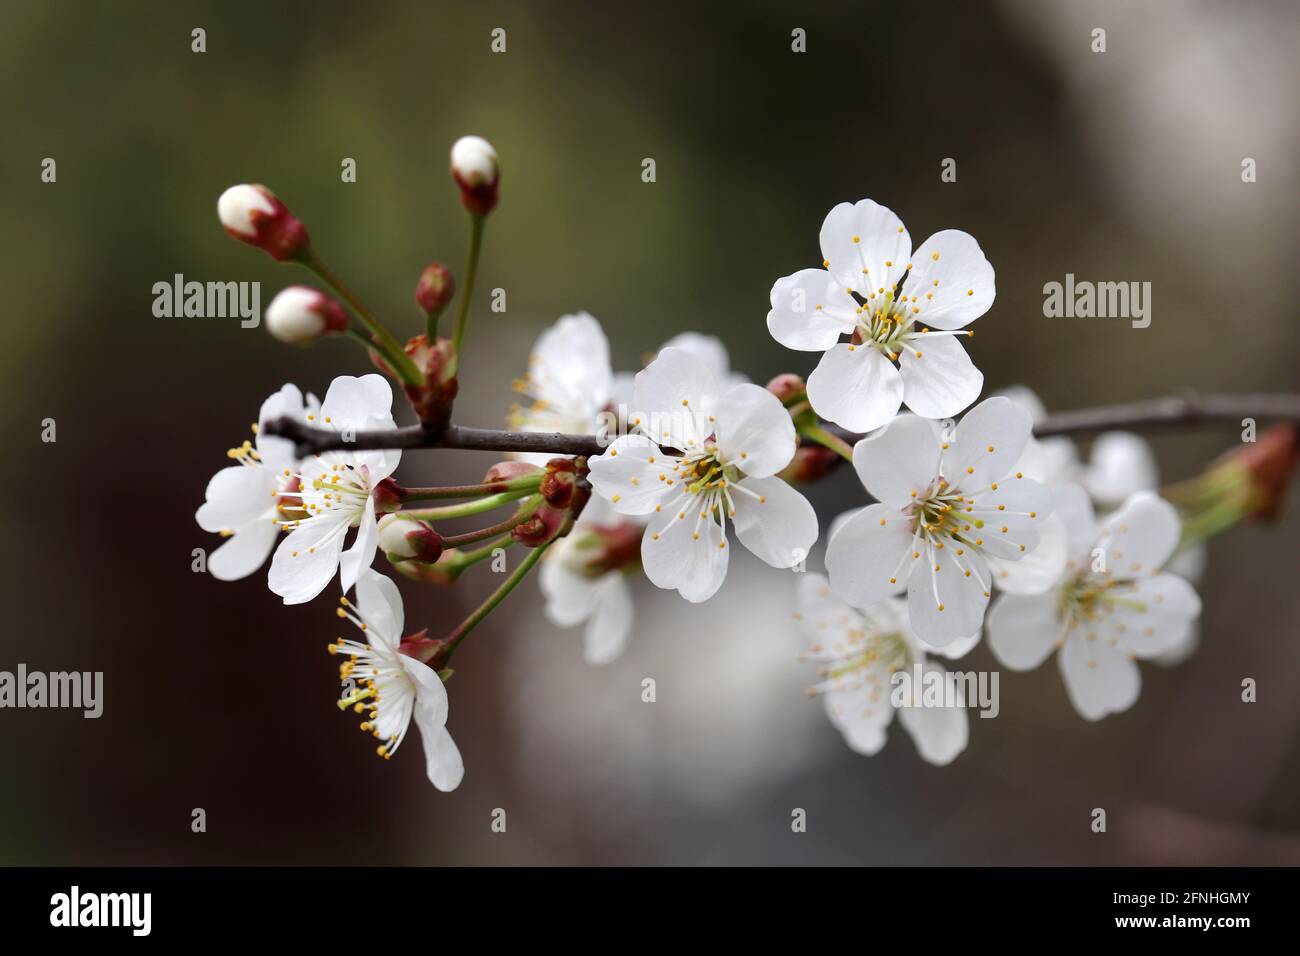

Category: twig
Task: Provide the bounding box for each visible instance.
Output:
[262,392,1300,459]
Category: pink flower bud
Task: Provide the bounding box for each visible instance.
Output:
[482,461,543,484]
[512,503,568,548]
[416,262,456,315]
[766,373,807,404]
[264,286,348,344]
[450,136,500,215]
[217,184,309,261]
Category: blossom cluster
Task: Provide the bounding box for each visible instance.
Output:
[196,136,1268,791]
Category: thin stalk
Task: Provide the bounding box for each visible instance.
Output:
[450,214,485,367]
[441,540,552,666]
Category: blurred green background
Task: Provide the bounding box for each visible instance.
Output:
[1,0,1297,864]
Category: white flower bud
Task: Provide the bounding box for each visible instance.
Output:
[217,184,276,237]
[265,286,348,344]
[217,184,309,260]
[450,136,500,215]
[377,513,443,563]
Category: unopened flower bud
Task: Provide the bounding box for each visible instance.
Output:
[512,502,568,548]
[540,457,578,508]
[217,184,309,261]
[767,373,807,405]
[372,478,404,515]
[265,286,348,344]
[778,443,843,485]
[378,513,444,563]
[450,136,500,215]
[416,262,456,316]
[391,335,459,427]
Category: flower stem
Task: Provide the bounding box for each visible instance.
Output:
[400,475,542,501]
[450,214,485,370]
[345,328,413,382]
[453,534,518,568]
[403,489,534,522]
[440,511,530,548]
[798,422,855,462]
[441,539,552,666]
[300,249,425,385]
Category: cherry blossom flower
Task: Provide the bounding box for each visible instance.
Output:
[986,487,1202,720]
[588,347,818,603]
[539,496,640,665]
[330,569,463,791]
[825,396,1056,646]
[509,312,614,465]
[268,374,402,605]
[195,383,319,581]
[796,574,968,765]
[767,198,994,432]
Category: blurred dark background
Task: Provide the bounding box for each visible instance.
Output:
[1,0,1297,864]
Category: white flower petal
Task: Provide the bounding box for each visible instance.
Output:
[825,503,911,608]
[729,475,818,569]
[658,332,745,385]
[268,514,351,604]
[987,512,1067,594]
[631,347,720,449]
[532,312,614,409]
[584,575,634,666]
[819,199,911,297]
[320,374,394,431]
[766,269,855,351]
[968,477,1056,564]
[1085,432,1158,506]
[986,591,1062,670]
[1109,572,1202,659]
[587,434,669,515]
[1098,491,1181,579]
[906,543,990,647]
[1055,482,1099,570]
[1059,630,1141,721]
[355,567,404,646]
[206,520,278,581]
[539,560,602,627]
[902,229,995,330]
[850,413,942,505]
[196,466,275,532]
[641,500,729,603]
[947,396,1034,491]
[823,686,894,756]
[414,708,463,792]
[339,497,379,595]
[898,332,983,419]
[806,343,904,433]
[715,383,796,479]
[897,665,970,765]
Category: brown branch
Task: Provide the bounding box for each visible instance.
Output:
[262,392,1300,459]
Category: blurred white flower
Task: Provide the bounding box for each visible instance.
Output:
[767,198,993,432]
[539,496,641,666]
[796,574,968,765]
[589,347,818,603]
[331,569,463,791]
[986,487,1202,720]
[268,375,401,605]
[826,396,1056,646]
[195,383,319,581]
[509,312,614,466]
